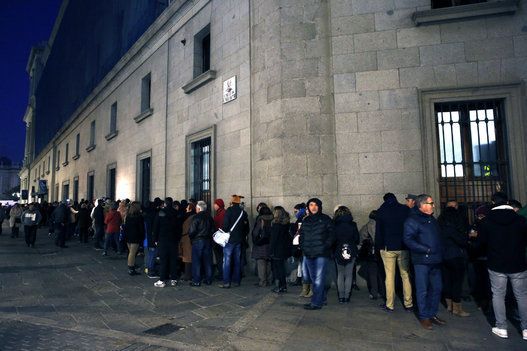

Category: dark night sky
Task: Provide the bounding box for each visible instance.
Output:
[0,0,61,164]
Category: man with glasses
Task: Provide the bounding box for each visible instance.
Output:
[404,194,445,330]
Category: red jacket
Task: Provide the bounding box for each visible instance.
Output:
[104,210,122,234]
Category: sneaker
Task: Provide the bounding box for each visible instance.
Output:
[170,280,178,287]
[491,327,508,339]
[154,280,166,288]
[522,329,527,340]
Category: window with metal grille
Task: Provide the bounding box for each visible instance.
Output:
[435,99,510,215]
[190,137,211,206]
[432,0,487,9]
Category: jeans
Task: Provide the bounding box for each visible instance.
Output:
[488,269,527,330]
[304,257,328,307]
[192,239,213,284]
[380,250,413,309]
[223,242,241,285]
[414,264,442,320]
[104,232,119,253]
[336,258,355,298]
[146,247,158,273]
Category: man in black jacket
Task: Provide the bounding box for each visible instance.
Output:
[479,192,527,340]
[152,197,181,288]
[220,195,250,288]
[189,201,215,286]
[376,193,413,313]
[299,198,335,310]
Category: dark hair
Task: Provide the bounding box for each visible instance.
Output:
[383,193,396,202]
[491,192,508,206]
[416,194,432,208]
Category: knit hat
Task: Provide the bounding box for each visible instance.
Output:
[230,194,244,204]
[214,198,225,208]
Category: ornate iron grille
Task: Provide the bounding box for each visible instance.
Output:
[190,137,211,207]
[435,99,510,221]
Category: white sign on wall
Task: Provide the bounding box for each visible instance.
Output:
[223,76,237,104]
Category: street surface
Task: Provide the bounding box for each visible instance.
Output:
[0,223,524,350]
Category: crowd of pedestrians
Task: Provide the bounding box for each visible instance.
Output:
[0,190,526,340]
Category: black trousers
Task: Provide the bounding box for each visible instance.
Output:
[271,258,287,289]
[24,225,38,246]
[55,223,66,247]
[442,257,465,303]
[159,242,179,281]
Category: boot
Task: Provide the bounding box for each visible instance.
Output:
[452,302,470,317]
[445,298,453,313]
[128,266,139,276]
[306,284,313,298]
[300,283,311,298]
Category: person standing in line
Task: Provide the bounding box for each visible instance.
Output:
[102,202,122,256]
[478,192,527,340]
[219,195,250,289]
[333,205,359,303]
[404,194,445,330]
[269,206,292,293]
[376,193,413,313]
[21,203,42,248]
[153,197,181,288]
[251,205,273,287]
[124,202,145,276]
[300,198,335,310]
[188,201,215,286]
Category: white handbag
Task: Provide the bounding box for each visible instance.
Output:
[213,210,244,247]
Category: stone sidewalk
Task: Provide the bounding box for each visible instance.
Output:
[0,223,525,350]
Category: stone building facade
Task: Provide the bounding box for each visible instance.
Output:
[21,0,527,223]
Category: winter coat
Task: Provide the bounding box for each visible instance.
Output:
[478,205,527,274]
[189,211,215,242]
[222,204,250,245]
[104,210,122,234]
[180,213,195,263]
[124,214,145,244]
[21,209,42,226]
[153,206,181,244]
[9,206,22,227]
[333,214,360,263]
[77,208,91,229]
[91,205,105,227]
[251,213,274,260]
[403,211,442,265]
[299,198,335,258]
[438,207,469,261]
[375,198,410,251]
[270,222,292,260]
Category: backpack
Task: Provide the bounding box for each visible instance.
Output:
[252,220,270,246]
[336,243,354,265]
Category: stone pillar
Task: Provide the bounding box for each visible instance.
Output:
[250,0,337,210]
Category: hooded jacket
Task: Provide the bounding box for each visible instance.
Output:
[403,210,442,265]
[479,205,527,273]
[299,198,335,258]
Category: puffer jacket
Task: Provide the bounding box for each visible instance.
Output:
[403,211,442,265]
[299,198,335,258]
